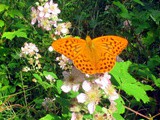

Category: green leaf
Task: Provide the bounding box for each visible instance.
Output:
[115,97,125,114]
[150,10,160,25]
[155,78,160,88]
[121,83,149,103]
[0,20,4,27]
[33,73,52,90]
[113,113,124,120]
[0,4,9,12]
[113,1,130,19]
[142,31,155,46]
[130,63,160,88]
[33,73,42,82]
[39,114,61,120]
[56,80,63,94]
[133,0,144,6]
[135,22,150,34]
[2,29,27,40]
[43,71,58,79]
[8,9,24,18]
[15,29,27,38]
[2,31,15,40]
[110,61,152,103]
[147,55,160,69]
[0,85,10,91]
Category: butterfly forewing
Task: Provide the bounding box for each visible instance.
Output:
[93,36,128,56]
[52,37,86,59]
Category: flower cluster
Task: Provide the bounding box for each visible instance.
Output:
[56,55,72,70]
[75,73,118,116]
[51,45,119,119]
[31,0,71,35]
[58,61,119,119]
[20,42,41,72]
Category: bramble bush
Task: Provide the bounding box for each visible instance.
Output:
[0,0,160,120]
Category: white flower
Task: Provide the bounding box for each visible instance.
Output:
[77,93,87,103]
[82,81,92,92]
[61,84,72,93]
[71,112,77,120]
[49,0,61,15]
[55,22,71,35]
[48,46,53,52]
[71,113,83,120]
[45,75,55,82]
[61,67,85,93]
[87,102,95,114]
[95,72,111,90]
[20,42,39,57]
[31,7,38,25]
[38,3,50,18]
[105,86,119,101]
[31,0,62,31]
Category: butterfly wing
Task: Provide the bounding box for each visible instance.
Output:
[52,36,128,74]
[92,36,128,73]
[93,36,128,56]
[52,37,86,59]
[72,44,97,74]
[52,37,96,74]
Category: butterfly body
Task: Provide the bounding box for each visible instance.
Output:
[52,36,128,74]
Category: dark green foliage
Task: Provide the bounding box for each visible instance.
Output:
[0,0,160,119]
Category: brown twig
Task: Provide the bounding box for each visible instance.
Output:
[124,105,150,119]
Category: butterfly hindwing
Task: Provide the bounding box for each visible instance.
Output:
[73,53,96,74]
[95,52,116,73]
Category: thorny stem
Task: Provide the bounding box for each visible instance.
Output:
[125,106,160,120]
[125,106,150,119]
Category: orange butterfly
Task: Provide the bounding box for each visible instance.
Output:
[52,36,128,74]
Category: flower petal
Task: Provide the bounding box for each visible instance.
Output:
[61,84,71,93]
[77,93,87,103]
[87,102,95,114]
[82,81,92,92]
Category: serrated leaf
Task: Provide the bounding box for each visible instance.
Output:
[121,83,149,103]
[110,61,152,103]
[0,20,4,27]
[15,29,27,38]
[0,4,9,12]
[110,61,136,84]
[2,31,15,40]
[2,29,27,40]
